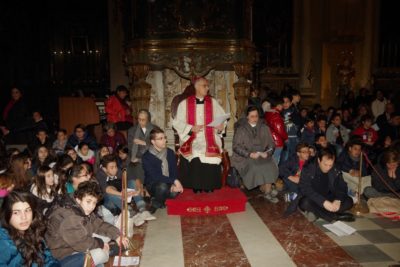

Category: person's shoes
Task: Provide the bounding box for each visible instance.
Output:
[305,211,318,222]
[334,212,355,222]
[131,213,145,227]
[149,206,157,214]
[139,210,157,221]
[270,189,279,197]
[264,193,279,203]
[128,206,137,218]
[193,189,202,194]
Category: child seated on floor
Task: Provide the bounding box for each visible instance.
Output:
[52,129,68,155]
[76,142,95,165]
[30,165,59,214]
[95,154,156,225]
[45,181,130,266]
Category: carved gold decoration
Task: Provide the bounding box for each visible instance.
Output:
[233,63,252,118]
[129,64,151,113]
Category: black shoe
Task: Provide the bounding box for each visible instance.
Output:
[334,212,355,222]
[193,189,202,194]
[149,206,157,214]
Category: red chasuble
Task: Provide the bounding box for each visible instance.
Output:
[180,95,221,157]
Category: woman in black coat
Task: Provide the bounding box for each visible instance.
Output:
[1,87,29,144]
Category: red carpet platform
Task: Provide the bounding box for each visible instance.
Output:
[166,187,247,216]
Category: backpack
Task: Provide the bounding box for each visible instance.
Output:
[226,167,241,188]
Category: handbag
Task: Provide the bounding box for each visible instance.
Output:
[367,197,400,221]
[226,167,241,188]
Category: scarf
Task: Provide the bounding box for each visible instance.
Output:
[130,123,154,162]
[149,146,169,177]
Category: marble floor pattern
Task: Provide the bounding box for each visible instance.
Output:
[106,191,400,267]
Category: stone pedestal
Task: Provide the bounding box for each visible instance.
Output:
[129,64,151,115]
[233,63,252,118]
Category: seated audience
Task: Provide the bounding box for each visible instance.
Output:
[379,111,400,142]
[0,173,14,208]
[105,85,133,131]
[52,129,68,155]
[279,143,311,195]
[314,134,336,154]
[297,148,354,222]
[0,190,60,266]
[67,124,98,150]
[371,90,387,119]
[31,145,56,174]
[142,128,183,214]
[8,153,33,191]
[231,106,279,203]
[28,129,53,154]
[100,122,126,154]
[336,138,369,177]
[65,164,91,194]
[64,146,83,165]
[95,155,155,222]
[352,115,378,146]
[30,166,58,214]
[76,142,95,165]
[315,116,327,135]
[116,145,129,170]
[375,103,395,131]
[301,118,316,145]
[94,145,111,174]
[45,181,129,266]
[264,96,288,164]
[364,149,400,199]
[326,113,349,156]
[127,109,154,197]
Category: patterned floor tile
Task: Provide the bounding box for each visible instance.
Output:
[345,218,383,231]
[370,218,400,229]
[326,232,371,246]
[386,229,400,240]
[374,243,400,261]
[342,244,394,262]
[358,230,400,244]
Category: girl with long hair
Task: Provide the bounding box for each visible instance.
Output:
[30,166,58,214]
[9,153,32,191]
[0,190,60,266]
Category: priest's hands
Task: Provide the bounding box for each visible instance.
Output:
[191,125,204,133]
[214,124,224,132]
[250,152,260,159]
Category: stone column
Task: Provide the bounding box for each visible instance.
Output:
[129,64,151,114]
[233,63,252,118]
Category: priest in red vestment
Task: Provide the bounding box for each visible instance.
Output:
[172,77,226,193]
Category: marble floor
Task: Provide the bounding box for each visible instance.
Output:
[106,191,400,267]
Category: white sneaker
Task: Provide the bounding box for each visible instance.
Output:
[132,213,145,227]
[270,189,279,197]
[264,193,279,204]
[139,210,156,221]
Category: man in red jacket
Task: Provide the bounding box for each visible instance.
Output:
[105,85,134,131]
[264,96,288,164]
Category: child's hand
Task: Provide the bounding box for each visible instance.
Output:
[103,243,110,252]
[115,236,130,249]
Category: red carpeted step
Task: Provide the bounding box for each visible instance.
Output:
[166,187,247,216]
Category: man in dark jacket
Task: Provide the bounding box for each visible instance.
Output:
[142,127,183,214]
[297,148,354,222]
[336,138,369,177]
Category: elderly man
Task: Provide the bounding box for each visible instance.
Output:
[172,77,226,193]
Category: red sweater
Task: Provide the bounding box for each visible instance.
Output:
[352,126,378,144]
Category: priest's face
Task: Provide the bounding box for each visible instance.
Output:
[195,78,209,98]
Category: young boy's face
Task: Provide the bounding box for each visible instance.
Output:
[57,131,66,141]
[316,136,328,148]
[76,195,98,216]
[80,145,89,156]
[118,151,128,160]
[37,131,47,142]
[283,97,291,109]
[103,161,118,177]
[306,121,314,129]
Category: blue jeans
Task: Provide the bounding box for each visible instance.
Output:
[281,137,299,162]
[282,177,299,193]
[60,253,84,267]
[148,182,179,208]
[104,179,146,213]
[273,147,283,165]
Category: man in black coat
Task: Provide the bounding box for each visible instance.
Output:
[295,148,354,222]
